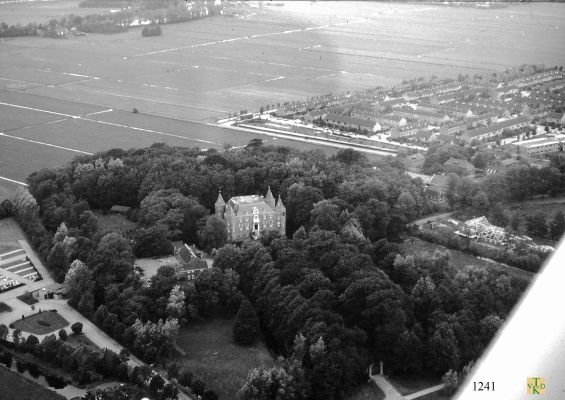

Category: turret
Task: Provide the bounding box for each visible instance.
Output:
[275,194,286,212]
[264,186,276,210]
[215,190,226,217]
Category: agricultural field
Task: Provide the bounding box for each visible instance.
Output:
[173,318,275,400]
[1,1,565,199]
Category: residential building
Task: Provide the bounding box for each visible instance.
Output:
[443,157,476,176]
[216,187,286,242]
[33,283,68,300]
[460,116,530,144]
[426,174,451,202]
[512,137,564,157]
[323,113,381,133]
[390,123,427,139]
[175,243,209,280]
[546,112,565,125]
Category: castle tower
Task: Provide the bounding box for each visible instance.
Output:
[275,194,286,235]
[215,190,226,217]
[264,186,275,210]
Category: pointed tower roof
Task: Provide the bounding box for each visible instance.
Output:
[265,186,275,209]
[215,190,225,206]
[275,194,286,211]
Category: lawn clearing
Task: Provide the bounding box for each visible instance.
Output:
[401,237,533,281]
[345,383,385,400]
[95,213,137,236]
[0,302,13,313]
[173,318,275,400]
[12,311,69,335]
[0,366,65,400]
[17,292,39,305]
[65,333,99,351]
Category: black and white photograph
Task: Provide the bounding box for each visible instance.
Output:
[0,0,564,399]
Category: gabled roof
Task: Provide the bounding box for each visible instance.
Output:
[427,174,451,190]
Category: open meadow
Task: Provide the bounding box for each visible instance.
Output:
[1,1,565,199]
[173,318,275,400]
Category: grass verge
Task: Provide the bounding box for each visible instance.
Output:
[65,333,99,351]
[17,293,39,305]
[0,302,12,313]
[12,311,69,335]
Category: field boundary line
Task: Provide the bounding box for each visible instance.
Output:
[0,176,27,186]
[0,132,93,155]
[0,101,79,119]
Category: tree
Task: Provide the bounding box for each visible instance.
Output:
[549,211,565,240]
[510,212,521,231]
[526,213,548,238]
[0,324,8,343]
[233,299,260,346]
[471,191,490,212]
[91,232,135,286]
[149,374,165,393]
[213,244,241,271]
[239,363,308,400]
[139,189,196,240]
[441,369,459,395]
[133,225,173,257]
[198,215,227,252]
[71,322,83,334]
[166,285,186,320]
[64,259,94,310]
[59,329,68,341]
[12,329,22,346]
[489,204,510,227]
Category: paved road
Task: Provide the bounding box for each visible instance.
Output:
[370,375,406,400]
[405,384,446,399]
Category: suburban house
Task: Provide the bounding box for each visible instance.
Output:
[323,113,381,134]
[215,187,286,242]
[175,243,209,280]
[500,158,521,169]
[110,205,131,215]
[546,112,565,125]
[390,123,427,139]
[443,157,476,176]
[303,109,327,124]
[426,174,451,202]
[460,115,531,144]
[33,283,68,300]
[510,69,563,89]
[395,107,450,125]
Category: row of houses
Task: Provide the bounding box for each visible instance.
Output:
[460,116,531,144]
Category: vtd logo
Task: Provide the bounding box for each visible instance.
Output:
[527,377,546,395]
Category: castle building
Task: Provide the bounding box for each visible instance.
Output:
[215,187,286,241]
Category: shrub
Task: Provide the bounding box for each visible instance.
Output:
[59,329,68,340]
[232,299,260,346]
[141,24,162,37]
[71,322,83,334]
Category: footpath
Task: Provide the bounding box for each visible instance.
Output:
[370,374,446,400]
